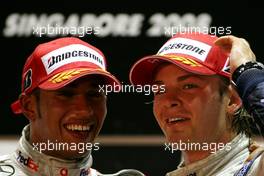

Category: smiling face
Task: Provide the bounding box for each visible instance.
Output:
[21,75,107,159]
[153,64,236,145]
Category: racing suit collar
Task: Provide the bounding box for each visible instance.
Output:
[15,125,93,175]
[167,134,250,176]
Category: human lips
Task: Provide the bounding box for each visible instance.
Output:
[65,124,93,131]
[63,119,96,139]
[165,116,191,124]
[64,121,95,132]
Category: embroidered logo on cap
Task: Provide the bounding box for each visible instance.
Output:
[157,38,212,62]
[48,68,104,83]
[41,44,105,74]
[221,57,230,74]
[159,54,202,67]
[23,69,32,91]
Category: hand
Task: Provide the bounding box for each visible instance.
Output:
[214,35,256,74]
[246,141,264,162]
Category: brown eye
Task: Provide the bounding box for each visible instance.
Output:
[154,90,162,96]
[86,90,106,98]
[183,84,198,90]
[57,90,75,97]
[153,85,166,96]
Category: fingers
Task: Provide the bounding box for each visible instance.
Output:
[246,141,264,162]
[215,35,255,59]
[214,35,237,52]
[246,147,264,162]
[241,38,250,47]
[249,141,259,152]
[214,35,256,74]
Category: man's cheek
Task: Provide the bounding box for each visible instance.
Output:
[153,102,160,117]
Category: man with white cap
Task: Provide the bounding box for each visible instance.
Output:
[0,37,145,176]
[129,33,264,175]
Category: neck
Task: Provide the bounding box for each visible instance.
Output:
[182,150,211,165]
[28,124,91,160]
[181,132,237,165]
[16,125,93,175]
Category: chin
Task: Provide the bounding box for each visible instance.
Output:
[166,135,189,143]
[59,150,91,160]
[71,151,91,159]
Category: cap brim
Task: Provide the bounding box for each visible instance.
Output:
[39,68,121,90]
[129,54,216,85]
[11,100,22,114]
[11,68,121,114]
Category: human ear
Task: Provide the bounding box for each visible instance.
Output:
[226,85,242,115]
[19,93,37,121]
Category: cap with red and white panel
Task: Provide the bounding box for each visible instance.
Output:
[129,33,230,86]
[11,37,121,114]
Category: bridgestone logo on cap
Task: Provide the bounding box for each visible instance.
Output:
[41,44,106,74]
[157,38,212,62]
[23,69,32,91]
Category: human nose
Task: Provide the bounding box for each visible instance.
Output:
[74,95,94,115]
[161,89,182,108]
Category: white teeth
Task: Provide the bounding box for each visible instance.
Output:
[66,124,91,131]
[78,125,82,131]
[83,126,90,131]
[168,117,186,123]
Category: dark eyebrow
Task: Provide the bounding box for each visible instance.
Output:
[65,81,101,89]
[152,80,164,85]
[177,74,204,82]
[153,74,204,84]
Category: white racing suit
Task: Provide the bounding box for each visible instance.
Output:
[166,134,264,176]
[0,125,145,176]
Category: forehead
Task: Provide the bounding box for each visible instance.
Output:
[63,75,106,89]
[153,63,192,80]
[152,63,224,85]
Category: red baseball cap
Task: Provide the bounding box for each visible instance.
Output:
[11,37,121,114]
[129,33,230,86]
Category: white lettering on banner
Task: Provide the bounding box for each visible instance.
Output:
[2,13,232,37]
[157,38,212,61]
[41,44,105,74]
[147,13,212,37]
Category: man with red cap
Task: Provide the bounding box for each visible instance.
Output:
[216,35,264,137]
[0,37,144,176]
[129,33,264,175]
